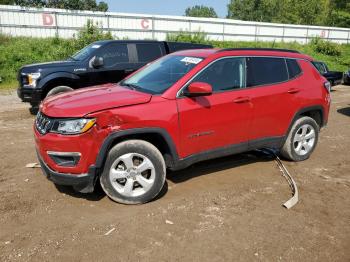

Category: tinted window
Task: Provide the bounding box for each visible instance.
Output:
[136,43,163,63]
[191,58,246,92]
[167,42,211,52]
[313,62,327,74]
[96,43,129,67]
[286,59,302,79]
[247,57,288,87]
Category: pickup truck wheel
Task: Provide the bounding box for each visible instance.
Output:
[29,105,39,115]
[46,86,73,97]
[280,116,319,161]
[100,140,166,204]
[29,103,39,115]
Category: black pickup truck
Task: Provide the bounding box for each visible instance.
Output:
[312,61,343,87]
[17,40,212,113]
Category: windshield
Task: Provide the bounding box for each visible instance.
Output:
[120,55,203,94]
[69,43,102,61]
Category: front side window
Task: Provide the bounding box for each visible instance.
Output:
[120,55,203,94]
[96,43,129,67]
[247,57,288,87]
[190,57,246,92]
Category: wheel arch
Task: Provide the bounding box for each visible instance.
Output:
[39,72,79,98]
[95,128,179,173]
[286,105,325,137]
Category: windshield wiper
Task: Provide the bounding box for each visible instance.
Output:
[68,56,78,61]
[121,83,143,91]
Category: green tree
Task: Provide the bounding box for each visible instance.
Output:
[185,5,218,18]
[327,0,350,27]
[0,0,16,4]
[227,0,338,26]
[1,0,109,11]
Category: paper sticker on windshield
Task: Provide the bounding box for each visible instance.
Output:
[91,45,101,49]
[181,57,202,64]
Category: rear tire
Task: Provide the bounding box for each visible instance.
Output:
[100,140,166,204]
[280,116,319,161]
[46,86,73,97]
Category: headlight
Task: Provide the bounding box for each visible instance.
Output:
[51,118,96,135]
[26,72,41,87]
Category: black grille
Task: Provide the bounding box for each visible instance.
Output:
[35,112,53,135]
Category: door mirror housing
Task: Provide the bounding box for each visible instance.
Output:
[92,56,104,68]
[184,82,212,97]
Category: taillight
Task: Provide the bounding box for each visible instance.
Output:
[324,81,331,93]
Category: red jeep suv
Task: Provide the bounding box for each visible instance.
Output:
[34,48,331,204]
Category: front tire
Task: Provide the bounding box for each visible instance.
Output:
[46,86,73,97]
[29,103,39,115]
[280,116,319,161]
[100,140,166,204]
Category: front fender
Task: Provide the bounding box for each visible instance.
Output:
[38,72,79,90]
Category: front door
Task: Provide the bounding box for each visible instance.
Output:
[176,57,254,158]
[85,43,132,86]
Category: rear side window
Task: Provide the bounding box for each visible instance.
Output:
[246,57,288,87]
[96,43,129,67]
[286,59,302,79]
[136,43,163,63]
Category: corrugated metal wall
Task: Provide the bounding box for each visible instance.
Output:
[1,5,349,44]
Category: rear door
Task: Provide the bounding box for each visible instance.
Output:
[133,42,166,68]
[176,57,253,158]
[247,57,303,144]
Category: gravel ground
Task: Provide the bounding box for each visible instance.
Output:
[0,86,349,262]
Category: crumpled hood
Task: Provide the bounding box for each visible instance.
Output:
[41,84,152,118]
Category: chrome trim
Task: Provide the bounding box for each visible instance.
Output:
[47,151,81,157]
[176,55,307,98]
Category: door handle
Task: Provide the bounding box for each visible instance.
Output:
[125,69,134,73]
[288,88,300,94]
[233,96,251,103]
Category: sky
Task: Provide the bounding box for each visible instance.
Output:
[103,0,229,18]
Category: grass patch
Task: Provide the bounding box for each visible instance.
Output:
[1,33,349,90]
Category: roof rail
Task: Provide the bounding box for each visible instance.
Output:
[217,48,300,54]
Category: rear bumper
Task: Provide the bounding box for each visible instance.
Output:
[17,87,42,104]
[37,150,97,193]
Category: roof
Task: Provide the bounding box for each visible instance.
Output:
[173,48,313,61]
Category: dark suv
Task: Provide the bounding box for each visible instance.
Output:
[34,48,331,204]
[17,40,211,113]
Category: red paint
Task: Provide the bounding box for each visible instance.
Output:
[187,82,212,95]
[42,13,54,26]
[35,49,330,175]
[141,19,150,29]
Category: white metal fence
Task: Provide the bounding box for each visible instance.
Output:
[1,4,350,44]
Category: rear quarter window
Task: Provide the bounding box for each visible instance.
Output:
[286,59,302,79]
[247,57,289,87]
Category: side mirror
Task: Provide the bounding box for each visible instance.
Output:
[92,56,104,68]
[184,82,212,97]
